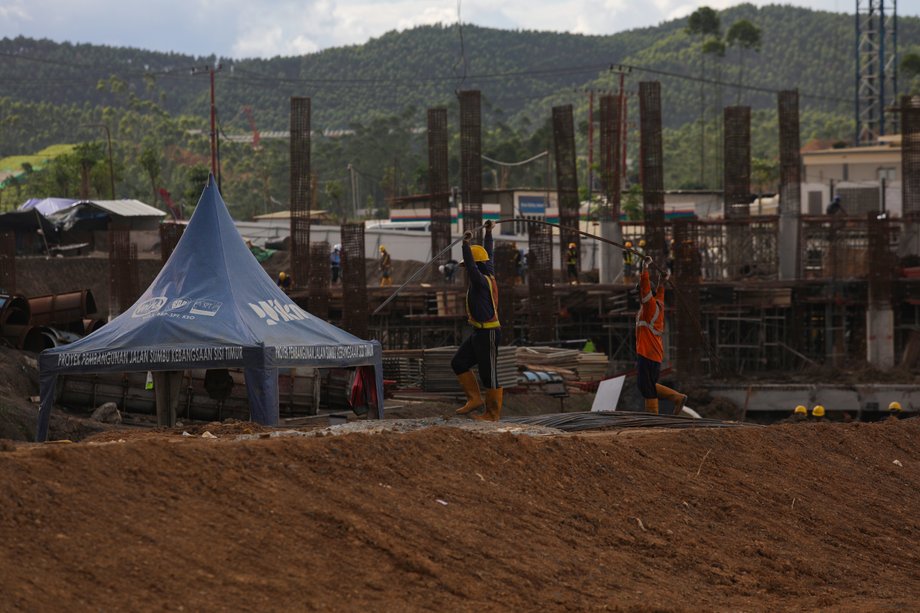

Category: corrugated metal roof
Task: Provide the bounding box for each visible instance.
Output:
[82,199,166,218]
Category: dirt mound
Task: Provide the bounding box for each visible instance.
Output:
[1,419,918,610]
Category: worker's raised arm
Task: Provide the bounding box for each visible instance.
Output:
[462,232,488,288]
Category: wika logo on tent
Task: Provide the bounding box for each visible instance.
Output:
[132,297,168,318]
[190,300,222,317]
[168,298,191,312]
[248,300,310,326]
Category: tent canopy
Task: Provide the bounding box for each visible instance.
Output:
[36,177,383,441]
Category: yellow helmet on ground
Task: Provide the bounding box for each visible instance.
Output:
[812,405,825,418]
[889,401,902,412]
[793,405,807,416]
[470,245,489,262]
[639,239,647,247]
[625,241,633,248]
[568,242,576,249]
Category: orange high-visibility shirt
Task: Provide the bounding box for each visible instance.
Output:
[635,268,665,362]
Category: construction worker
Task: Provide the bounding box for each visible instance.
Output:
[811,405,826,421]
[792,404,808,422]
[330,244,341,284]
[636,239,647,260]
[566,242,579,285]
[438,259,459,284]
[452,220,502,421]
[378,245,392,287]
[635,255,686,415]
[277,271,292,292]
[888,401,904,420]
[623,241,635,284]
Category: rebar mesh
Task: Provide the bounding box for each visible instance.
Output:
[341,223,368,338]
[723,106,751,218]
[493,243,517,344]
[428,108,451,268]
[308,241,331,320]
[0,231,15,292]
[639,82,666,263]
[799,217,890,280]
[159,223,184,264]
[867,212,894,305]
[599,95,620,220]
[553,105,580,274]
[290,96,312,289]
[778,91,802,217]
[459,91,483,236]
[902,96,920,219]
[108,229,139,316]
[527,224,555,342]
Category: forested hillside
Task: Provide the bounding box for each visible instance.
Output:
[1,3,918,218]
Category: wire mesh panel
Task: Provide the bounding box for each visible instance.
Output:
[799,217,873,280]
[459,91,483,236]
[599,95,620,220]
[527,224,555,342]
[902,96,920,220]
[341,223,368,338]
[638,82,666,264]
[778,91,801,216]
[108,229,139,317]
[308,241,331,320]
[428,108,451,269]
[493,243,517,345]
[694,219,779,281]
[0,231,15,293]
[290,96,312,289]
[553,105,580,275]
[672,220,702,378]
[723,106,751,218]
[159,222,185,264]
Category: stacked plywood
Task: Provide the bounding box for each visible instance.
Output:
[515,346,609,382]
[422,346,518,392]
[576,352,609,381]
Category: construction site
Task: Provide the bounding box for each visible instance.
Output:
[1,2,920,610]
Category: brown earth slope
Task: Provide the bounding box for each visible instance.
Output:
[1,420,918,611]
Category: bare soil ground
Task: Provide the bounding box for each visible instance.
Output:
[1,418,918,611]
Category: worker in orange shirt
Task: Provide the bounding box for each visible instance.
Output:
[635,255,686,415]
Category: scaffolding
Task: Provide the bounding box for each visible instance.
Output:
[856,0,899,144]
[553,104,580,275]
[290,96,312,289]
[459,91,483,236]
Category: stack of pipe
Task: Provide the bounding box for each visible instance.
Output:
[0,289,103,353]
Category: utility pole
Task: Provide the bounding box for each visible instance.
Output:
[82,123,116,199]
[192,63,223,185]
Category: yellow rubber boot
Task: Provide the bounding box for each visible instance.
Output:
[644,398,659,415]
[455,371,484,415]
[474,388,503,422]
[656,384,687,415]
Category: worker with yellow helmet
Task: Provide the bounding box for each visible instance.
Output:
[888,401,904,420]
[791,404,807,422]
[623,241,635,283]
[277,270,292,292]
[452,221,503,421]
[566,240,579,285]
[378,245,392,287]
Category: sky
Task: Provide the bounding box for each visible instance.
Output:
[0,0,915,59]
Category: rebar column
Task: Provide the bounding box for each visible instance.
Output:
[672,220,702,378]
[778,91,802,280]
[723,106,751,279]
[428,108,451,274]
[901,96,920,257]
[341,223,368,338]
[553,105,580,279]
[308,241,331,320]
[493,243,517,345]
[866,211,895,367]
[598,94,624,283]
[0,231,15,292]
[527,224,555,342]
[459,91,483,236]
[159,223,185,264]
[108,229,138,317]
[290,96,312,289]
[639,82,666,264]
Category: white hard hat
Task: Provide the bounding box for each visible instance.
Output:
[333,244,341,251]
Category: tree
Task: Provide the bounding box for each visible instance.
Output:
[903,52,920,94]
[139,144,161,207]
[726,19,762,105]
[74,142,104,199]
[686,7,722,188]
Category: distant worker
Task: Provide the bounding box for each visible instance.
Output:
[826,196,846,216]
[635,255,686,415]
[811,405,826,421]
[888,401,904,420]
[791,404,808,423]
[330,244,341,284]
[378,245,392,287]
[623,241,635,283]
[452,220,502,421]
[438,259,459,284]
[636,239,647,259]
[277,271,292,292]
[566,242,579,285]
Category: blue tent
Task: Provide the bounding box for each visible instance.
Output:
[36,177,383,441]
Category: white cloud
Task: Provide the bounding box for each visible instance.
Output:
[0,0,31,22]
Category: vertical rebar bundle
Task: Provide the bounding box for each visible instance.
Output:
[672,220,702,378]
[308,241,331,320]
[553,105,580,274]
[867,212,894,306]
[723,106,751,218]
[0,231,15,293]
[159,223,185,264]
[493,243,517,344]
[639,82,666,262]
[290,96,312,289]
[108,229,138,316]
[341,223,368,338]
[459,91,483,236]
[527,224,555,342]
[778,91,802,216]
[428,108,451,269]
[902,96,920,219]
[599,95,621,220]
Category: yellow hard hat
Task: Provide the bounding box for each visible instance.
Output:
[568,242,576,249]
[625,241,633,248]
[793,405,807,416]
[889,401,902,412]
[812,405,825,417]
[379,245,386,252]
[470,245,489,262]
[639,239,647,247]
[278,271,287,280]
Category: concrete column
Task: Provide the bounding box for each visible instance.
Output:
[598,221,623,284]
[866,306,895,368]
[778,213,799,280]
